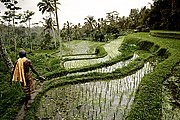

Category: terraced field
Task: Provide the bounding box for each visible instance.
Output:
[36,62,154,120]
[58,40,105,55]
[63,54,97,59]
[66,54,139,77]
[63,37,124,69]
[24,32,180,120]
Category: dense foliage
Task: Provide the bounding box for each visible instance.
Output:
[126,32,180,119]
[0,56,25,119]
[1,0,180,119]
[149,0,180,30]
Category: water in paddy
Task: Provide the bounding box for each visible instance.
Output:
[36,62,154,120]
[67,54,139,77]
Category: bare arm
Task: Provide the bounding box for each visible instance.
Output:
[29,60,39,77]
[29,61,45,81]
[27,60,45,81]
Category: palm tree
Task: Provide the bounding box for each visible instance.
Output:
[37,0,62,65]
[20,10,35,51]
[84,15,96,40]
[84,15,96,31]
[37,0,61,43]
[37,0,55,15]
[37,0,63,66]
[43,17,54,33]
[38,0,56,46]
[53,0,63,67]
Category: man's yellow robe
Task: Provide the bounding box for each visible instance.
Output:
[12,57,27,86]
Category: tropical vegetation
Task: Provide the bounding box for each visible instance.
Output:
[0,0,180,119]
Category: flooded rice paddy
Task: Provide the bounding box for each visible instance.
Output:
[36,62,154,120]
[64,38,124,69]
[67,54,139,76]
[63,54,97,59]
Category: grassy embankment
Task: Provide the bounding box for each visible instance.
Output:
[127,31,180,120]
[0,39,112,119]
[0,57,25,120]
[26,31,180,119]
[24,34,157,119]
[1,31,180,119]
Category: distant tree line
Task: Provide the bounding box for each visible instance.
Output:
[61,0,180,41]
[0,0,180,70]
[0,0,179,52]
[149,0,180,30]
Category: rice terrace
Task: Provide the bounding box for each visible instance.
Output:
[0,0,180,120]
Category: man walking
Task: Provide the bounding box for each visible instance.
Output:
[11,50,44,110]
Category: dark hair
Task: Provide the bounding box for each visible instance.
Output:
[19,50,26,58]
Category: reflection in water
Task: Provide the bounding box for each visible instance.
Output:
[63,54,97,59]
[36,62,154,120]
[67,54,139,76]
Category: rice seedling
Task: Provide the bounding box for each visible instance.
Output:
[36,62,155,119]
[63,54,97,60]
[67,53,139,77]
[64,38,124,69]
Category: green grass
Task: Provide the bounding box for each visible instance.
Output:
[126,32,180,120]
[150,30,180,39]
[2,30,180,120]
[25,57,150,120]
[62,45,107,61]
[0,38,121,120]
[58,40,105,55]
[36,32,180,120]
[24,35,154,120]
[150,30,180,34]
[0,57,25,120]
[62,37,124,69]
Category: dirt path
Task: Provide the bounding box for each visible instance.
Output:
[15,88,42,120]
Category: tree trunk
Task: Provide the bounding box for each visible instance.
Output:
[54,0,63,67]
[49,13,56,48]
[0,38,14,73]
[51,28,56,48]
[29,19,32,51]
[13,18,17,58]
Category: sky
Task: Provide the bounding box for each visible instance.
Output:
[0,0,153,28]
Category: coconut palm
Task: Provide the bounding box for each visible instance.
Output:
[84,15,96,40]
[37,0,62,63]
[37,0,55,15]
[38,0,56,46]
[20,10,35,51]
[84,15,96,31]
[43,17,53,33]
[53,0,63,67]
